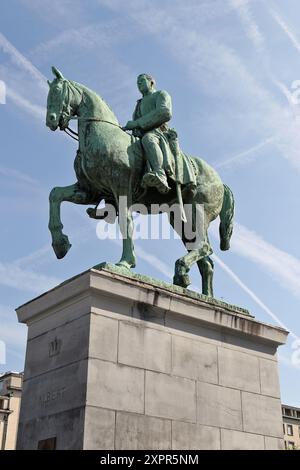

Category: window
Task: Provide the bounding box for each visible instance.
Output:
[288,441,295,449]
[298,426,300,438]
[287,424,293,436]
[283,423,285,434]
[0,398,8,410]
[285,409,292,417]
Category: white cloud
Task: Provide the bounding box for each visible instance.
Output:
[20,0,89,28]
[98,0,292,159]
[0,32,47,91]
[0,165,40,187]
[135,244,173,279]
[213,252,298,340]
[26,19,137,123]
[214,135,275,169]
[278,352,300,371]
[12,245,52,270]
[0,31,49,125]
[29,19,134,62]
[0,306,26,348]
[0,305,27,368]
[6,86,46,120]
[0,261,61,295]
[229,2,300,171]
[270,9,300,55]
[99,0,300,176]
[229,0,265,51]
[221,222,300,303]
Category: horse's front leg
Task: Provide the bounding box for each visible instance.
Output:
[49,183,92,259]
[116,195,136,270]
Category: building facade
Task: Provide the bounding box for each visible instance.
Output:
[282,404,300,450]
[0,372,23,450]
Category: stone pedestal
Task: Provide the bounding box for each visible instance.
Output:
[16,264,288,450]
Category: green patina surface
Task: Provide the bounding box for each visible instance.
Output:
[93,262,252,317]
[46,67,235,299]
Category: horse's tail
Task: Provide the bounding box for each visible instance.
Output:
[219,184,234,251]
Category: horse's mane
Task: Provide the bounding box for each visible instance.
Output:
[69,79,119,125]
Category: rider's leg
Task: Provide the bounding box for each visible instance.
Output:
[141,132,164,173]
[141,132,170,193]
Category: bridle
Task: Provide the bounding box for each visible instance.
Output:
[56,79,130,141]
[64,118,130,142]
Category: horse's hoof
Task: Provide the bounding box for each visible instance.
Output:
[115,260,135,271]
[173,273,190,288]
[86,207,97,219]
[52,235,72,259]
[203,290,213,298]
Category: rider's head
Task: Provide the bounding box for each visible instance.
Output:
[137,74,156,95]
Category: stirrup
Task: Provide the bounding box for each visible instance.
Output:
[142,172,171,194]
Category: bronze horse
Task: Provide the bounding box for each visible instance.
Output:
[46,67,234,297]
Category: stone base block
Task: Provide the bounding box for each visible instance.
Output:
[16,264,288,450]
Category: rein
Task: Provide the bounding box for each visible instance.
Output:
[56,80,130,141]
[63,127,79,141]
[63,118,130,142]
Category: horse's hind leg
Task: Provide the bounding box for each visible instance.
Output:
[197,256,214,297]
[173,240,213,289]
[116,192,136,270]
[169,203,213,293]
[49,183,93,259]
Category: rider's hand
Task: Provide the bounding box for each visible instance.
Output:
[123,120,137,130]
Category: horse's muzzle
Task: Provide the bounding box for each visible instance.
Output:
[46,112,59,131]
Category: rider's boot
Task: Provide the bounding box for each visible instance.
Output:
[141,141,171,194]
[142,169,171,194]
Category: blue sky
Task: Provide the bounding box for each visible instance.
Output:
[0,0,300,406]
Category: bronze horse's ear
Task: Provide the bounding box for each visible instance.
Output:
[47,79,51,88]
[52,66,64,80]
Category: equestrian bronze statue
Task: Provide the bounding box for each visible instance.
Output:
[46,67,234,297]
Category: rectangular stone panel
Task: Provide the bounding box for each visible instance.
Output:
[264,436,284,450]
[86,359,144,414]
[24,314,90,380]
[172,421,220,450]
[115,412,171,450]
[17,406,85,450]
[218,347,260,393]
[89,313,118,363]
[242,392,283,437]
[221,331,278,361]
[172,335,218,383]
[27,296,92,340]
[83,407,115,450]
[91,292,133,320]
[259,358,281,398]
[131,300,167,325]
[165,313,222,345]
[197,382,242,431]
[20,360,88,422]
[118,322,171,373]
[145,371,196,422]
[221,429,265,450]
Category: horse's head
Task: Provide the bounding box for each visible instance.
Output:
[46,66,81,131]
